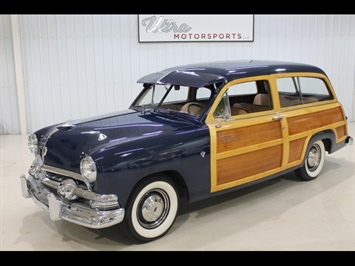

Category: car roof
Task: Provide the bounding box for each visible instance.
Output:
[137,60,326,87]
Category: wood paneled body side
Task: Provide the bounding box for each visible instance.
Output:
[288,137,306,163]
[217,121,282,153]
[217,145,282,185]
[336,125,346,139]
[287,107,343,136]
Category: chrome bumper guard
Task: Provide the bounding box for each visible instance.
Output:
[20,173,125,229]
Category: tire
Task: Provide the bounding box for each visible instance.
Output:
[295,140,325,181]
[123,175,179,243]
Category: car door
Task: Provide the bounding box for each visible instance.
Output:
[205,76,288,193]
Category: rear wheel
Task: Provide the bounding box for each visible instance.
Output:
[295,140,325,181]
[123,175,179,243]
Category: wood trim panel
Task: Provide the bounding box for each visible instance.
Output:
[217,121,282,153]
[288,137,306,163]
[336,125,346,139]
[287,107,343,136]
[217,145,282,185]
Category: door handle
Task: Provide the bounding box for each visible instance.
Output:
[272,115,284,121]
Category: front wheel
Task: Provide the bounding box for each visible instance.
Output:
[295,140,325,181]
[123,175,179,243]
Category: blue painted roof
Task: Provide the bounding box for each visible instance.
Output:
[137,60,326,87]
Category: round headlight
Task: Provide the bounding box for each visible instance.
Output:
[28,134,38,154]
[80,156,97,183]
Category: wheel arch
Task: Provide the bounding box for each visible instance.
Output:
[296,129,335,170]
[128,170,189,205]
[306,129,336,154]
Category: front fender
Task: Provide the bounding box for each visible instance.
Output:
[91,129,211,207]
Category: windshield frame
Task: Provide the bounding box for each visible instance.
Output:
[132,84,208,113]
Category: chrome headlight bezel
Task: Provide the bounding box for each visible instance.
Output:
[28,133,38,155]
[80,156,97,183]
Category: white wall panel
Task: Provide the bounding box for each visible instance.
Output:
[1,14,354,134]
[0,15,20,134]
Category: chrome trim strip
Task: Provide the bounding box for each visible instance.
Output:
[48,193,61,220]
[42,164,83,180]
[41,177,119,207]
[42,177,60,190]
[20,174,31,198]
[21,175,49,211]
[20,174,124,229]
[31,192,50,212]
[42,164,92,191]
[47,193,124,228]
[77,189,118,203]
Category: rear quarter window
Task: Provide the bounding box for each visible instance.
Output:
[276,76,334,108]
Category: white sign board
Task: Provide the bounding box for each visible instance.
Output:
[138,15,254,43]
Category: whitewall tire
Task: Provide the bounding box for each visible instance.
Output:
[295,140,325,181]
[123,175,179,242]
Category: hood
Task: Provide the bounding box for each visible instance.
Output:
[36,109,198,172]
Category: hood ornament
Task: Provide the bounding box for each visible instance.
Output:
[57,120,75,131]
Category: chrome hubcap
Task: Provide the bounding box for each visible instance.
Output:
[138,189,169,229]
[307,145,321,171]
[142,194,164,222]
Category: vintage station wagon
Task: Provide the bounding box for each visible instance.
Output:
[20,60,352,242]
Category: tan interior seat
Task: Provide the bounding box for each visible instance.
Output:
[253,93,269,105]
[231,93,270,115]
[180,102,204,116]
[231,107,248,115]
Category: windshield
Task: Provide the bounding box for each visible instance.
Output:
[131,84,213,117]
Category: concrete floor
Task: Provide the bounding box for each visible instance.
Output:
[1,122,354,251]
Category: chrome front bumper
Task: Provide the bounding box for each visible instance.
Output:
[20,172,125,229]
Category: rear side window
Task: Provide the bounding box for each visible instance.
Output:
[276,77,333,107]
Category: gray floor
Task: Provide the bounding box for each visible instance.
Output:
[1,122,354,251]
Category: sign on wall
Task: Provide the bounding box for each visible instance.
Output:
[138,15,254,43]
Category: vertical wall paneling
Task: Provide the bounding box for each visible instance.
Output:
[0,15,20,134]
[1,14,354,134]
[10,15,27,134]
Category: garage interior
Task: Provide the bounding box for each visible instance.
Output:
[1,14,354,251]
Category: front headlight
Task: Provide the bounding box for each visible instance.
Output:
[28,134,38,154]
[80,156,97,183]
